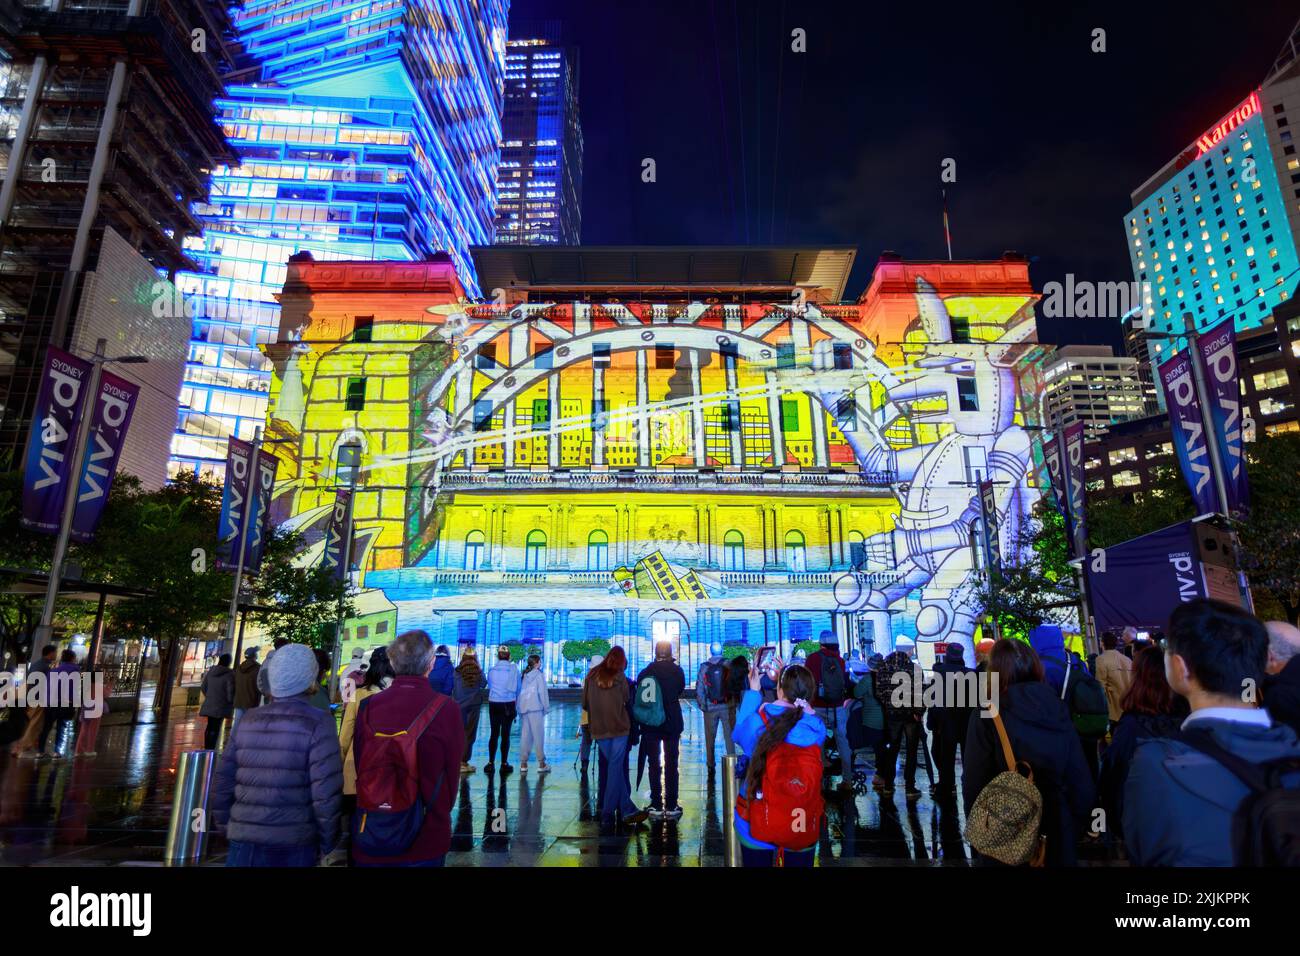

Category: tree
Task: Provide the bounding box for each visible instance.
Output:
[1085,465,1194,551]
[974,505,1080,639]
[1235,432,1300,624]
[248,528,351,649]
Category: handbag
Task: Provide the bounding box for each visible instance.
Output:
[964,711,1047,867]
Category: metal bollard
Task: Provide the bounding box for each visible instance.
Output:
[722,753,741,868]
[164,749,217,866]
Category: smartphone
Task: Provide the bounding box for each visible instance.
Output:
[755,645,776,675]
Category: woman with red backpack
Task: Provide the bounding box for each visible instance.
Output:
[732,659,828,867]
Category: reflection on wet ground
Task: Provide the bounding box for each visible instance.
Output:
[1,701,979,866]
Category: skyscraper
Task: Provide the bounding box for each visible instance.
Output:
[0,0,239,466]
[169,0,509,479]
[493,23,581,245]
[1041,344,1149,441]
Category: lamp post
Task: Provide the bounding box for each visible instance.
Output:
[30,338,148,663]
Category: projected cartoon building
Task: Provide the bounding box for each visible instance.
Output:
[261,247,1048,683]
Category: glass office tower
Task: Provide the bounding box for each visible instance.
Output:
[170,0,509,479]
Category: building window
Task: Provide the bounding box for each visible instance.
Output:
[525,529,547,571]
[1108,447,1138,466]
[777,339,796,369]
[587,530,609,571]
[474,399,494,431]
[591,398,608,432]
[593,343,611,368]
[1144,442,1173,459]
[1253,369,1288,391]
[655,344,675,369]
[723,530,745,571]
[956,377,979,412]
[345,377,367,411]
[1112,470,1141,488]
[832,342,853,369]
[335,441,361,486]
[476,343,496,369]
[532,398,550,430]
[785,530,806,572]
[835,397,856,431]
[848,530,866,569]
[781,399,799,432]
[464,530,485,570]
[950,316,971,343]
[353,315,373,342]
[534,344,553,369]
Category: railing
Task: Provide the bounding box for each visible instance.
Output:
[440,468,896,491]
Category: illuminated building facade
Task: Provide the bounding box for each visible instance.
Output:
[1042,345,1149,441]
[1124,27,1300,395]
[261,247,1048,683]
[169,0,509,479]
[493,24,582,245]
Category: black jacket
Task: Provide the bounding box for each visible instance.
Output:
[1097,710,1183,841]
[1265,656,1300,738]
[963,681,1096,866]
[926,660,976,740]
[636,658,686,737]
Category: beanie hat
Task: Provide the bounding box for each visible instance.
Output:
[268,643,318,699]
[244,647,258,659]
[944,643,966,661]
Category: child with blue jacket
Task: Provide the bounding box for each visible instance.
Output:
[731,659,827,867]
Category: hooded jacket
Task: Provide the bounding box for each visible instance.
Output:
[211,695,342,854]
[1097,710,1183,840]
[962,681,1096,866]
[199,664,235,719]
[428,654,455,696]
[486,660,522,703]
[636,657,686,737]
[233,659,261,710]
[1028,629,1071,697]
[1123,714,1300,866]
[518,667,550,715]
[730,690,828,850]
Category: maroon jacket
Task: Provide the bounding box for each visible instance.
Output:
[352,675,463,865]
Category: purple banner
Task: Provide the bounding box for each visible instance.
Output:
[241,450,279,575]
[1196,319,1250,515]
[20,348,93,535]
[319,489,351,583]
[216,438,253,570]
[1062,422,1088,554]
[1042,430,1068,528]
[1159,351,1218,515]
[1084,520,1207,631]
[70,370,139,543]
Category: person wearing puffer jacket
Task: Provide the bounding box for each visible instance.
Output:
[517,655,551,774]
[731,659,828,867]
[212,643,343,867]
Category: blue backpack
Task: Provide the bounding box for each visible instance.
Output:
[632,673,666,727]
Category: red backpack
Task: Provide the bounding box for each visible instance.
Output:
[353,695,448,856]
[736,709,825,850]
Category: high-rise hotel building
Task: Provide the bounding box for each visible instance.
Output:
[169,0,509,479]
[1123,19,1300,392]
[493,24,581,245]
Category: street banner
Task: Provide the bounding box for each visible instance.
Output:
[977,478,1001,573]
[241,449,279,575]
[21,347,93,535]
[70,370,139,543]
[1084,520,1210,631]
[216,438,254,570]
[1062,421,1087,555]
[1042,430,1068,530]
[1195,319,1250,515]
[320,489,352,583]
[1158,351,1218,515]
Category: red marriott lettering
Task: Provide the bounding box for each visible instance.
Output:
[1194,91,1261,156]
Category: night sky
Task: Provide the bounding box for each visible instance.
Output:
[507,0,1299,347]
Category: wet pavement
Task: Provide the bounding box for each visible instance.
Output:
[0,700,979,866]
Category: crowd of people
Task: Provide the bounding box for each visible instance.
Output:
[197,596,1300,867]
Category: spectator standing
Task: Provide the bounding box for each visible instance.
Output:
[484,647,522,774]
[351,630,463,867]
[577,654,603,773]
[875,649,926,799]
[517,654,551,774]
[232,648,261,735]
[927,643,976,801]
[339,647,394,832]
[452,648,487,774]
[199,653,235,750]
[805,633,854,790]
[1263,620,1300,737]
[695,642,734,780]
[583,646,648,827]
[1096,632,1135,730]
[853,653,888,787]
[41,650,82,757]
[212,643,343,867]
[10,644,56,758]
[635,640,687,819]
[428,644,455,696]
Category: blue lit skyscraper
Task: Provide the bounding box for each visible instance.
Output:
[170,0,509,479]
[494,23,582,245]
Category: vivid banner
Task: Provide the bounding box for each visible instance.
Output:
[21,347,93,535]
[320,489,351,583]
[1159,351,1218,516]
[1062,422,1087,555]
[241,449,279,575]
[70,370,139,543]
[978,478,1001,573]
[216,438,254,570]
[1196,320,1250,515]
[1084,521,1208,631]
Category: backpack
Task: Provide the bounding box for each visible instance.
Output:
[1180,729,1300,867]
[703,662,727,706]
[1061,655,1109,737]
[353,695,448,857]
[736,709,824,850]
[632,673,665,727]
[965,711,1046,867]
[818,654,847,706]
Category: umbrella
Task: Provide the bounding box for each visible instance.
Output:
[636,736,648,790]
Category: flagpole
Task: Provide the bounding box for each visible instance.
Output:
[327,463,358,699]
[942,189,953,262]
[222,426,261,654]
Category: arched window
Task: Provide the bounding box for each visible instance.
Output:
[587,529,609,571]
[723,530,745,571]
[848,530,865,569]
[463,530,485,571]
[785,529,807,572]
[525,529,548,571]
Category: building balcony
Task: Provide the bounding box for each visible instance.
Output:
[440,467,895,494]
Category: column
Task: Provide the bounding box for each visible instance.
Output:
[548,371,561,468]
[497,507,510,571]
[559,609,571,644]
[766,378,786,467]
[475,609,489,648]
[688,349,706,466]
[724,354,743,465]
[488,609,503,649]
[777,611,791,659]
[707,505,717,567]
[454,362,475,466]
[557,505,571,569]
[809,400,829,468]
[764,610,780,650]
[636,349,651,466]
[627,504,638,563]
[483,505,497,570]
[591,360,606,466]
[824,506,837,571]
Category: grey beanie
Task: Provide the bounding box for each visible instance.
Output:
[244,647,258,659]
[268,643,319,698]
